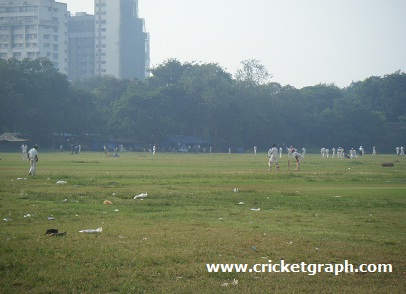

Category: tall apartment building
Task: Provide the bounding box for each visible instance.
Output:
[67,12,95,80]
[0,0,68,74]
[95,0,150,80]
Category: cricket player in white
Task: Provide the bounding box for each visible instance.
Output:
[28,145,39,175]
[268,144,280,171]
[291,149,303,171]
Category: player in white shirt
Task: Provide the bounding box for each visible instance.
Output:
[291,148,303,171]
[268,144,280,171]
[28,145,39,175]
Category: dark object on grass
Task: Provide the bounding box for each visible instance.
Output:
[50,232,67,236]
[381,162,394,167]
[45,229,66,236]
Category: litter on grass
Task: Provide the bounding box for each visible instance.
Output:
[79,227,102,233]
[45,229,66,236]
[56,180,67,184]
[103,200,113,205]
[251,208,260,211]
[134,192,147,199]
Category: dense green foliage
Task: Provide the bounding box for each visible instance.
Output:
[1,58,405,151]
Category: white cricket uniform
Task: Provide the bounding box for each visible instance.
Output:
[268,147,279,170]
[28,148,38,175]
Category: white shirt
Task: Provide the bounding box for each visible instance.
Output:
[28,148,38,160]
[268,147,278,157]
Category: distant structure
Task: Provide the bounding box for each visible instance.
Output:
[0,0,69,74]
[67,12,95,80]
[0,0,150,81]
[94,0,150,80]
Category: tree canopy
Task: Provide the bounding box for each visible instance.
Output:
[1,58,405,152]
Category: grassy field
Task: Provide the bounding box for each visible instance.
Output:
[0,151,405,293]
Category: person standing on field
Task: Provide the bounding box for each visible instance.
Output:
[268,144,280,171]
[291,148,303,171]
[28,144,39,175]
[21,144,28,160]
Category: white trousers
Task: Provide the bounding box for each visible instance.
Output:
[29,159,37,175]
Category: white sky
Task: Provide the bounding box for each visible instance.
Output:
[60,0,406,88]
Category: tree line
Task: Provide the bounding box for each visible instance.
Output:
[1,58,405,153]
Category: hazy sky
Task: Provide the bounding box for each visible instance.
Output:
[60,0,406,88]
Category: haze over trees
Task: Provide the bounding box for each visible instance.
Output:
[1,58,405,152]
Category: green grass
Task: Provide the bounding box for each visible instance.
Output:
[0,152,405,293]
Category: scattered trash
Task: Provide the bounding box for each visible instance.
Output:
[103,200,113,205]
[381,162,394,167]
[79,227,102,233]
[252,246,257,251]
[331,195,342,198]
[56,181,67,184]
[233,188,239,192]
[17,178,27,180]
[45,229,66,236]
[112,193,116,196]
[48,216,55,220]
[62,198,78,203]
[250,208,260,211]
[134,192,147,199]
[238,202,245,205]
[114,209,119,212]
[24,214,31,218]
[45,229,58,235]
[221,279,238,287]
[3,218,11,221]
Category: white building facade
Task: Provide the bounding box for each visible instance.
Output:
[95,0,149,80]
[0,0,68,74]
[68,12,95,80]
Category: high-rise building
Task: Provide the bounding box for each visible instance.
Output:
[67,12,95,80]
[0,0,68,74]
[94,0,149,80]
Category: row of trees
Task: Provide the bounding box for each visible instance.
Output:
[1,58,405,152]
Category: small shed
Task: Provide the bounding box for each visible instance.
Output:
[0,132,28,142]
